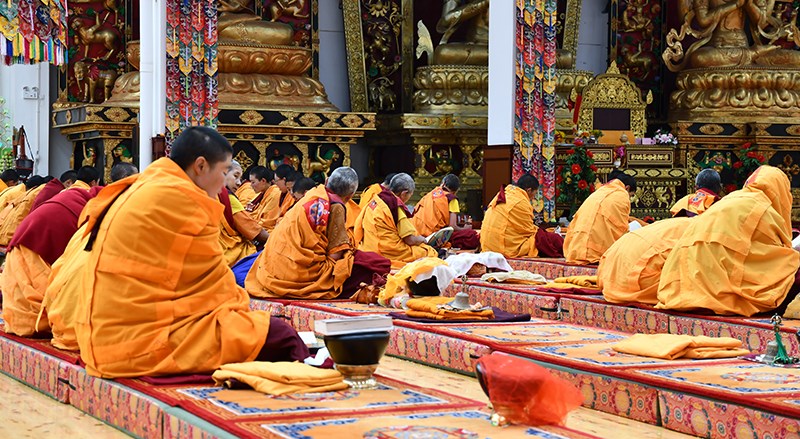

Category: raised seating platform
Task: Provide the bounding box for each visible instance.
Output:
[1,257,799,438]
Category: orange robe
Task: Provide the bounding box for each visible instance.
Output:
[1,245,51,336]
[358,183,382,211]
[657,166,800,316]
[249,185,281,230]
[43,225,90,351]
[74,158,270,378]
[0,184,28,235]
[0,184,46,246]
[412,186,456,236]
[235,181,257,205]
[345,199,361,240]
[563,179,630,264]
[598,217,692,305]
[670,188,718,217]
[480,185,539,258]
[354,193,437,267]
[219,193,259,267]
[246,185,354,299]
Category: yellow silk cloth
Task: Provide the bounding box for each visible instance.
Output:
[358,183,382,210]
[480,185,539,258]
[219,194,257,267]
[75,158,270,378]
[354,194,437,267]
[480,271,547,285]
[212,362,347,395]
[670,189,717,217]
[598,217,691,305]
[612,334,749,360]
[0,184,44,246]
[251,185,281,229]
[657,166,800,317]
[246,185,354,300]
[405,296,495,321]
[42,224,90,351]
[379,257,448,305]
[563,179,630,264]
[412,187,453,237]
[0,184,26,226]
[236,181,257,205]
[0,245,51,336]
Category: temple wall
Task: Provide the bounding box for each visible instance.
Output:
[576,0,609,75]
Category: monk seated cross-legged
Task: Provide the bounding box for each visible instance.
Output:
[30,169,78,212]
[219,160,269,266]
[598,217,692,305]
[480,174,564,258]
[0,175,48,247]
[354,173,439,267]
[413,174,480,250]
[358,173,396,211]
[0,168,20,193]
[657,165,800,317]
[41,163,139,351]
[0,168,102,336]
[259,164,298,232]
[670,168,722,217]
[246,167,391,299]
[245,165,280,228]
[563,170,636,265]
[74,127,309,378]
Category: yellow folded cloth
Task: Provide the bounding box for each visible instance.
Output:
[552,275,599,288]
[612,334,750,360]
[379,258,449,306]
[405,296,495,320]
[480,270,547,285]
[212,361,349,395]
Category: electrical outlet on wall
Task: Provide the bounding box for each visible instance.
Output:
[22,86,39,100]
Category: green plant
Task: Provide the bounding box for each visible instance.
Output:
[557,137,598,219]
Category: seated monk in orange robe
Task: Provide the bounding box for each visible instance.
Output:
[0,180,103,336]
[0,176,40,241]
[480,174,564,258]
[235,180,257,205]
[246,165,281,229]
[598,217,692,305]
[657,165,800,317]
[41,163,139,350]
[30,170,78,212]
[258,164,297,232]
[413,174,479,250]
[74,127,309,378]
[275,176,317,227]
[219,161,269,266]
[671,168,721,217]
[246,167,391,299]
[563,170,636,264]
[0,168,19,192]
[358,173,396,210]
[0,175,58,247]
[354,173,438,267]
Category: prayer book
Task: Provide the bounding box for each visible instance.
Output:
[425,227,454,246]
[314,315,393,336]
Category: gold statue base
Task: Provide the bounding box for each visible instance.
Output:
[670,68,800,122]
[412,65,488,114]
[218,73,337,111]
[105,72,140,107]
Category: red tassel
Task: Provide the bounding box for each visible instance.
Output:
[497,185,507,204]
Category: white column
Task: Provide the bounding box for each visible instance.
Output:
[138,0,167,169]
[487,0,516,146]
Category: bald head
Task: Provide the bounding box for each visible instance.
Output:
[110,162,138,182]
[695,168,721,194]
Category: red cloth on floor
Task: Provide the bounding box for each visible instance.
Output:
[255,317,311,362]
[535,227,565,258]
[340,250,391,298]
[450,228,480,250]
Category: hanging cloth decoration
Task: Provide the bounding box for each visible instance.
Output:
[165,0,219,146]
[514,0,557,221]
[0,0,67,65]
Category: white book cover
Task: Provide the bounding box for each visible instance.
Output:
[314,315,393,336]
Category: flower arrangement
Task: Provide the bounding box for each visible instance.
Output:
[573,129,603,143]
[733,142,766,186]
[613,145,626,167]
[653,128,678,145]
[557,137,598,218]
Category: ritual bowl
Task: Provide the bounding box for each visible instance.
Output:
[324,331,390,390]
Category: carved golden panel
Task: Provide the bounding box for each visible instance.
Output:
[299,113,323,127]
[787,125,800,136]
[239,110,264,125]
[576,62,651,138]
[628,150,673,165]
[698,124,724,135]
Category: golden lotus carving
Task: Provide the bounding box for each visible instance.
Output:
[412,65,489,114]
[218,43,312,76]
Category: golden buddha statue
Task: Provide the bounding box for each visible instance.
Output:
[665,0,800,70]
[218,0,294,45]
[433,0,489,66]
[413,0,490,113]
[664,0,800,121]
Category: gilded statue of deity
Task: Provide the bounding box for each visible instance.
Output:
[432,0,489,65]
[664,0,800,70]
[218,0,294,45]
